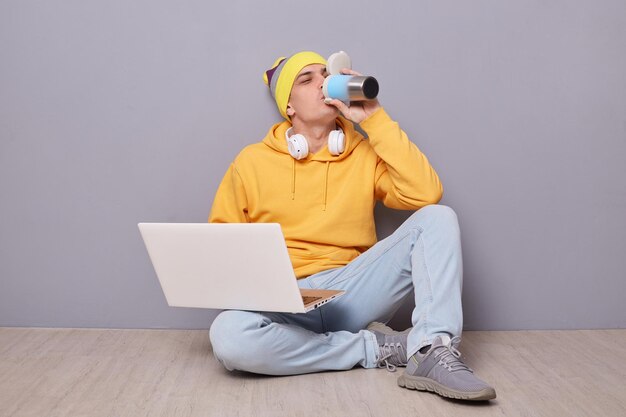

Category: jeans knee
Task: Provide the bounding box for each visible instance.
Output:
[419,203,456,217]
[209,310,259,370]
[415,204,459,229]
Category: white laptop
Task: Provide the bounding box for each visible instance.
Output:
[138,223,345,313]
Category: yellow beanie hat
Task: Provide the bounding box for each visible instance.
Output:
[263,51,327,119]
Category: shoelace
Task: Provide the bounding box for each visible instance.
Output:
[377,342,408,372]
[433,335,473,373]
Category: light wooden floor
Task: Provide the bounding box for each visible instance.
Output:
[0,328,625,417]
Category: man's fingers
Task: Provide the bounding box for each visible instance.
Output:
[340,68,363,76]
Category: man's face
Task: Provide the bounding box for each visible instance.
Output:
[286,64,339,124]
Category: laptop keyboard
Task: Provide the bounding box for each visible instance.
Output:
[302,296,323,304]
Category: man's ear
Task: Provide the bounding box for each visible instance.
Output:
[286,103,295,117]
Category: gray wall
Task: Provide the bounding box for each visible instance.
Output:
[1,0,624,330]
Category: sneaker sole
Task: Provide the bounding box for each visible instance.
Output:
[398,374,496,401]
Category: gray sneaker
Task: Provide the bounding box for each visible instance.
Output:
[398,335,497,401]
[367,322,410,372]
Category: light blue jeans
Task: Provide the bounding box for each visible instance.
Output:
[209,204,463,375]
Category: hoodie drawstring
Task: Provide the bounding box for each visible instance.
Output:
[291,158,296,200]
[323,161,330,211]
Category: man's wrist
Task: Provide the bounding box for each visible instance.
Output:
[359,106,390,129]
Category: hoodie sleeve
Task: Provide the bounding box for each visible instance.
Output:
[208,163,250,223]
[359,107,443,210]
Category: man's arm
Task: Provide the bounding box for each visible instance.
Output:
[208,163,250,223]
[326,69,443,210]
[362,107,444,210]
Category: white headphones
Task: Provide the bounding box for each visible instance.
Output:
[285,127,345,160]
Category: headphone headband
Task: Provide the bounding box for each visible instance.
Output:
[285,127,345,160]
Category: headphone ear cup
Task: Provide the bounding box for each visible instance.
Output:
[287,133,309,160]
[328,129,345,155]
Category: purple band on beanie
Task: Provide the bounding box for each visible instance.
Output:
[265,58,286,90]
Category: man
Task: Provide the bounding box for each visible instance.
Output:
[208,51,496,401]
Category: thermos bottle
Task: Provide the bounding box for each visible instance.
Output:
[323,75,379,102]
[322,51,379,104]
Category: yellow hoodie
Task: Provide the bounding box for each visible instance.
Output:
[209,107,443,278]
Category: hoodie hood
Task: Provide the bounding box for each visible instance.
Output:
[261,116,364,210]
